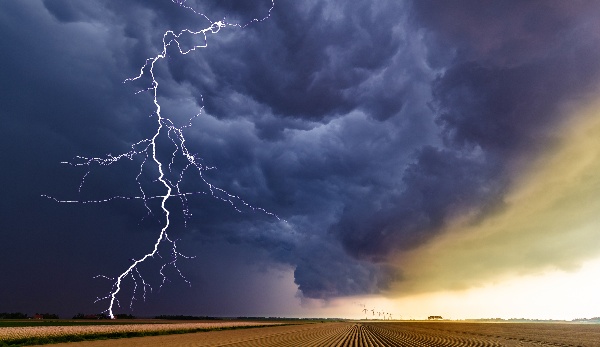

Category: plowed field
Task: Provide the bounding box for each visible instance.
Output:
[28,321,600,347]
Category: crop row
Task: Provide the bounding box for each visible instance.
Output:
[162,322,600,347]
[4,321,600,346]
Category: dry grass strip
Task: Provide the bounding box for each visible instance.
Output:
[24,323,345,347]
[0,321,284,346]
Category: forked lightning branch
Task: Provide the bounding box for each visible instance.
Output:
[43,0,277,319]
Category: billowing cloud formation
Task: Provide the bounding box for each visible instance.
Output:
[333,0,600,269]
[2,0,600,317]
[393,102,600,294]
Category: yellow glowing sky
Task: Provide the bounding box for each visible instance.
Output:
[273,98,600,320]
[270,258,600,320]
[380,98,600,320]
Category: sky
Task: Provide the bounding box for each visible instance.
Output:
[2,0,600,320]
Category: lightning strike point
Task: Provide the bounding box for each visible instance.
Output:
[45,1,278,319]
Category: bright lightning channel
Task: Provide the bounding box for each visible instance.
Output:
[43,0,277,319]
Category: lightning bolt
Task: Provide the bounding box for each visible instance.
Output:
[43,0,277,319]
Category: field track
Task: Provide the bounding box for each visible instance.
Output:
[27,321,600,347]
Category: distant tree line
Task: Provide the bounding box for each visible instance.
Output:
[467,318,579,323]
[72,313,135,319]
[236,317,343,321]
[72,313,110,319]
[0,312,60,319]
[571,317,600,323]
[36,313,60,319]
[154,315,222,320]
[154,315,346,321]
[0,312,29,319]
[153,315,344,321]
[115,313,135,319]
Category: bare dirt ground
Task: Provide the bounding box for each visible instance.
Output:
[25,321,600,347]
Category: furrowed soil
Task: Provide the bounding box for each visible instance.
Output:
[23,321,600,347]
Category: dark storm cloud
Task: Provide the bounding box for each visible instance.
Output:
[0,1,166,316]
[166,1,410,122]
[417,0,600,155]
[3,0,600,317]
[412,0,600,68]
[333,0,600,262]
[129,0,434,298]
[334,145,505,260]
